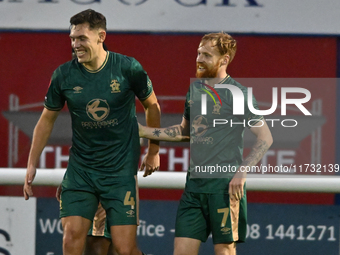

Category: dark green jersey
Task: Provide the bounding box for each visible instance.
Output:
[184,75,263,193]
[45,51,153,176]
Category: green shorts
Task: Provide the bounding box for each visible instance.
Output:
[175,190,247,244]
[60,167,138,227]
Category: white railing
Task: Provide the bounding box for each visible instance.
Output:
[1,168,340,193]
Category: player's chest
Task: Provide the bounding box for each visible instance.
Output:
[190,89,233,118]
[63,75,133,109]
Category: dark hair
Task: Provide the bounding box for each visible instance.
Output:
[70,9,107,31]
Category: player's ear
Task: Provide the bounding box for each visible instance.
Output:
[222,55,230,65]
[98,30,106,43]
[220,54,230,67]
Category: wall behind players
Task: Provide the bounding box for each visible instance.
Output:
[0,33,336,168]
[0,33,337,204]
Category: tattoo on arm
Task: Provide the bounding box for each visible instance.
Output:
[164,127,180,137]
[152,129,161,137]
[241,139,270,167]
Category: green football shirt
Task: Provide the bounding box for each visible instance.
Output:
[44,51,153,176]
[184,75,263,193]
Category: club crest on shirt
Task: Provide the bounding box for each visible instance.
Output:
[73,86,83,93]
[212,102,221,115]
[110,79,121,93]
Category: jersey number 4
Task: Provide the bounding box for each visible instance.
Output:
[124,191,135,209]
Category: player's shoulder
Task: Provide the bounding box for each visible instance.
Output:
[54,59,78,77]
[108,51,145,74]
[226,75,248,93]
[108,51,138,65]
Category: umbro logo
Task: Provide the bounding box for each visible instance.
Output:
[126,210,135,217]
[73,86,83,93]
[221,227,231,234]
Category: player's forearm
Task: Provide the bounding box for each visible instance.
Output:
[238,134,273,173]
[139,124,189,142]
[27,119,54,168]
[144,102,161,154]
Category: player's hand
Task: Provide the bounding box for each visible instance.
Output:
[139,153,160,177]
[23,166,36,200]
[228,170,246,201]
[56,184,62,202]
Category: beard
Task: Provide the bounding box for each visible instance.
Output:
[196,62,220,78]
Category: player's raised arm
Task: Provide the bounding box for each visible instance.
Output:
[139,117,190,142]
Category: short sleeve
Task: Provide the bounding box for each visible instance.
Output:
[44,68,65,111]
[183,90,190,121]
[129,58,153,101]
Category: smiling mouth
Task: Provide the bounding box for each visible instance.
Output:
[197,65,206,71]
[76,50,86,57]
